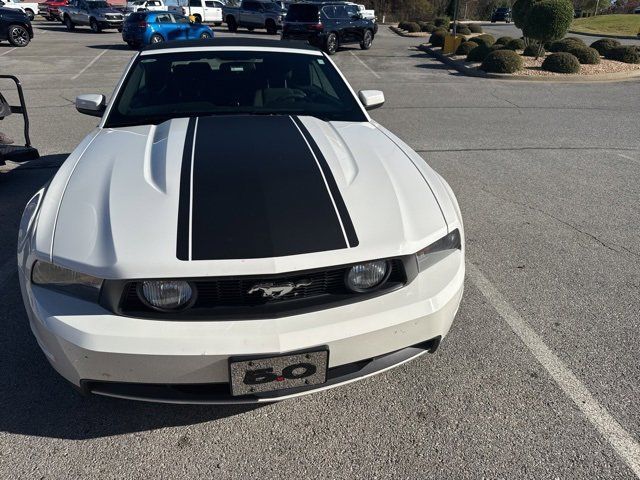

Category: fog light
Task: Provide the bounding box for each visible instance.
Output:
[139,280,193,311]
[345,261,389,292]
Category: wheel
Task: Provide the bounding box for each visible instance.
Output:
[265,19,277,35]
[200,31,211,39]
[227,16,237,32]
[360,29,373,50]
[90,18,101,33]
[7,24,30,47]
[150,33,164,43]
[194,14,202,23]
[64,16,75,31]
[491,20,496,23]
[24,9,34,21]
[324,32,338,55]
[214,22,221,27]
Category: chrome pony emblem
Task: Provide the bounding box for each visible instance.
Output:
[248,279,312,299]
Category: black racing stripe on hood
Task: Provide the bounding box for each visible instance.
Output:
[176,117,197,261]
[179,115,349,261]
[292,116,359,248]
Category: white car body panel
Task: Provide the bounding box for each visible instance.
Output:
[19,41,464,403]
[1,0,38,15]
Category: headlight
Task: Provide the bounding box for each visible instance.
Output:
[345,260,389,292]
[416,229,461,271]
[31,261,103,301]
[138,280,194,311]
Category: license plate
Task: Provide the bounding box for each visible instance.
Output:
[229,350,328,396]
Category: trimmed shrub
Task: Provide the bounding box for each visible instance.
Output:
[456,40,478,55]
[604,45,640,64]
[490,43,507,51]
[566,45,601,64]
[468,23,483,33]
[590,38,621,56]
[523,0,574,46]
[523,44,545,57]
[505,38,526,50]
[434,16,450,27]
[471,34,495,47]
[543,40,553,50]
[404,22,421,33]
[564,36,586,46]
[457,26,472,35]
[481,50,524,73]
[429,29,447,47]
[495,36,514,45]
[549,38,583,52]
[398,21,411,31]
[512,0,534,30]
[418,21,436,33]
[466,43,492,62]
[542,52,580,73]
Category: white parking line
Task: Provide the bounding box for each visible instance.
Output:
[618,153,639,163]
[349,51,381,79]
[467,262,640,478]
[71,49,108,80]
[0,48,17,57]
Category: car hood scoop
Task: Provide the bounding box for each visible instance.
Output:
[51,116,446,279]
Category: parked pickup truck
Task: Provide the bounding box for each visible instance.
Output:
[124,0,166,14]
[223,0,285,35]
[60,0,125,32]
[0,0,38,20]
[356,4,375,21]
[168,0,222,25]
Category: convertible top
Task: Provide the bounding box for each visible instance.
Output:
[142,38,321,53]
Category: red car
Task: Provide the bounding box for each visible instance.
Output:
[40,0,68,21]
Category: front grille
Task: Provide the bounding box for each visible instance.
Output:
[105,14,123,20]
[116,259,407,319]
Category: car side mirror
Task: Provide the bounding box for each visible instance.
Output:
[76,94,106,117]
[358,90,384,110]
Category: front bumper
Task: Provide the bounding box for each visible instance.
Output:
[21,251,464,403]
[98,20,123,29]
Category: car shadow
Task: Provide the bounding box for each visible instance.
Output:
[0,155,261,440]
[87,44,135,51]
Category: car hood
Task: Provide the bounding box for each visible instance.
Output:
[50,116,447,279]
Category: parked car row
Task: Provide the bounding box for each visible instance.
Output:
[122,10,212,47]
[0,0,38,20]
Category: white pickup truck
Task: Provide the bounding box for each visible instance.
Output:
[168,0,223,25]
[0,0,39,20]
[356,4,375,21]
[124,0,166,13]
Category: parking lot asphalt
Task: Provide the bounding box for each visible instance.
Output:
[1,22,639,480]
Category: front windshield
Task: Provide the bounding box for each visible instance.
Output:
[105,51,367,128]
[263,2,282,11]
[88,1,110,7]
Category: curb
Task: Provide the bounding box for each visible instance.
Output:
[568,30,640,40]
[418,44,640,83]
[388,26,428,38]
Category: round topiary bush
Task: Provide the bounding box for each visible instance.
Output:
[398,21,411,31]
[480,50,524,73]
[505,38,525,50]
[456,40,478,55]
[564,36,586,46]
[566,45,601,64]
[434,16,450,27]
[490,43,507,51]
[471,34,495,47]
[468,23,483,33]
[466,43,492,62]
[418,21,436,33]
[496,36,514,45]
[590,38,621,56]
[430,29,447,47]
[548,38,583,53]
[523,0,574,47]
[404,22,421,33]
[542,52,580,73]
[457,26,472,35]
[523,44,545,57]
[604,45,640,64]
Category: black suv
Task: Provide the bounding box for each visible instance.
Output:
[282,2,377,55]
[0,6,33,47]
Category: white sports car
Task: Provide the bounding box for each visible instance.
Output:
[18,38,464,403]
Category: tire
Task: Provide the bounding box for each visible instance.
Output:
[194,14,202,23]
[324,32,338,55]
[247,26,254,31]
[150,33,164,43]
[200,31,211,39]
[24,9,34,21]
[64,15,75,31]
[214,22,221,26]
[7,24,30,47]
[265,19,277,35]
[227,16,237,32]
[360,29,373,50]
[90,18,101,33]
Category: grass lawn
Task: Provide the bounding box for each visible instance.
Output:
[571,14,640,37]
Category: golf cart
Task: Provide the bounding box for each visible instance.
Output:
[0,75,39,165]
